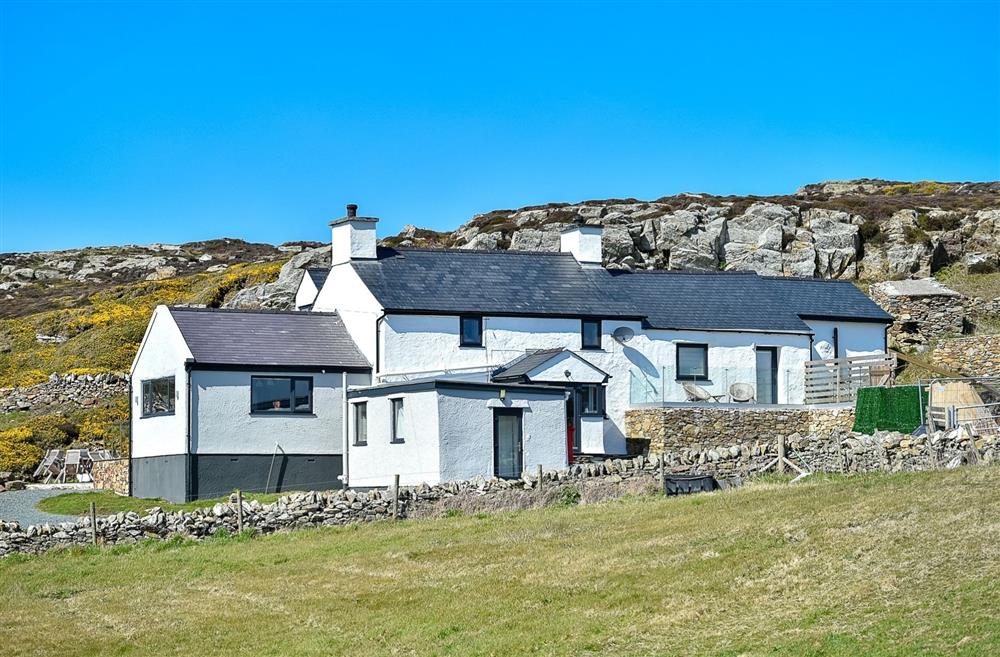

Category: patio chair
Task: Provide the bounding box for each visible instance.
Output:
[729,382,756,403]
[682,382,725,403]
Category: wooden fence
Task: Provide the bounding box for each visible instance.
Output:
[803,353,897,404]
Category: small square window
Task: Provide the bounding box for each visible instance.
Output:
[353,402,367,446]
[390,398,405,443]
[676,344,709,381]
[141,377,175,417]
[460,316,483,347]
[581,319,601,350]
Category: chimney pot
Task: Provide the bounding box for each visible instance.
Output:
[346,204,358,218]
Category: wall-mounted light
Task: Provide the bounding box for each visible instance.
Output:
[564,369,572,379]
[499,388,506,401]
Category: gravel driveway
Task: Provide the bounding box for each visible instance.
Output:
[0,486,91,527]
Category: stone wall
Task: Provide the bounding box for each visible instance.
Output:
[1,429,995,558]
[869,282,964,348]
[92,459,129,496]
[0,372,127,413]
[932,335,1000,376]
[624,405,856,453]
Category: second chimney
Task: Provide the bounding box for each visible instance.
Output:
[559,223,603,266]
[330,203,379,266]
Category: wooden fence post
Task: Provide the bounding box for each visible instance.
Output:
[236,489,244,533]
[659,454,666,493]
[392,474,400,520]
[777,436,786,475]
[537,464,543,495]
[89,501,98,546]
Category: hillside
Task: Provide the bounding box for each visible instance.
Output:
[2,467,998,656]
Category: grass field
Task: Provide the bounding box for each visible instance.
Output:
[35,489,286,516]
[2,467,999,657]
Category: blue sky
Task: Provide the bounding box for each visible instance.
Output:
[1,1,998,252]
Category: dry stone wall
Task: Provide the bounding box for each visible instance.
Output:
[3,430,995,558]
[932,335,1000,376]
[624,405,857,452]
[0,372,127,413]
[869,281,964,348]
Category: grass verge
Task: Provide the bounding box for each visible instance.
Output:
[35,489,286,516]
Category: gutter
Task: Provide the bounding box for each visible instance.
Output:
[374,310,387,377]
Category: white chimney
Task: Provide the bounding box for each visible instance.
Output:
[331,204,378,266]
[559,224,603,266]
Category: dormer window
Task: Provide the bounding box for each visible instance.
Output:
[460,316,483,347]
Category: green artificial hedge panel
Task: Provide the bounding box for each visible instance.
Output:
[852,385,927,434]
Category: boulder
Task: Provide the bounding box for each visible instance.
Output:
[509,228,561,252]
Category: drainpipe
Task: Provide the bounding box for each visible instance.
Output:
[184,359,194,502]
[374,311,387,379]
[341,370,349,489]
[127,374,133,496]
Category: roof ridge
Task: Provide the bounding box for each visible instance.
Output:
[621,269,760,277]
[390,246,572,257]
[168,306,342,317]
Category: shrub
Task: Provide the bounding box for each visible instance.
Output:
[0,426,44,473]
[916,213,962,232]
[903,226,932,246]
[78,397,129,455]
[859,220,885,245]
[556,486,581,507]
[25,415,75,450]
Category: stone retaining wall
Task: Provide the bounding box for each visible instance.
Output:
[0,373,127,413]
[870,283,964,348]
[932,335,1000,376]
[92,459,129,496]
[624,405,856,452]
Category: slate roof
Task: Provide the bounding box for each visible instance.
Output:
[763,277,894,323]
[305,268,329,290]
[588,269,814,332]
[492,348,610,382]
[342,247,892,334]
[167,307,369,369]
[349,248,642,318]
[492,349,565,381]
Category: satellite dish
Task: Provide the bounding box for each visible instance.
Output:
[815,340,835,360]
[612,327,635,344]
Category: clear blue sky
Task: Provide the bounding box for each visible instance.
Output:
[2,1,998,252]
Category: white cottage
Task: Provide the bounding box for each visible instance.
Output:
[306,205,893,459]
[130,203,893,499]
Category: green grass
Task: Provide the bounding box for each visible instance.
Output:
[3,467,999,656]
[35,489,286,516]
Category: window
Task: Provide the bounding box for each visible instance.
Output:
[579,384,606,416]
[141,377,175,417]
[460,316,483,347]
[353,402,368,446]
[581,319,601,350]
[676,343,709,381]
[250,376,313,414]
[390,398,405,443]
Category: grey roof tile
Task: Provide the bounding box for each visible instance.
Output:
[168,307,369,369]
[350,248,641,318]
[306,268,329,289]
[763,276,894,323]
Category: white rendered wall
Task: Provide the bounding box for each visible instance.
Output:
[437,389,567,481]
[130,306,193,458]
[331,221,377,266]
[190,370,346,455]
[804,319,887,359]
[294,273,319,309]
[527,351,607,383]
[347,389,441,487]
[312,263,383,367]
[578,415,606,454]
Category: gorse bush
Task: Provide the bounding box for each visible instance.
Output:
[0,426,44,473]
[79,396,129,455]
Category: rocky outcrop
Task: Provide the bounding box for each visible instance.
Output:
[394,180,1000,281]
[0,373,127,413]
[223,245,330,309]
